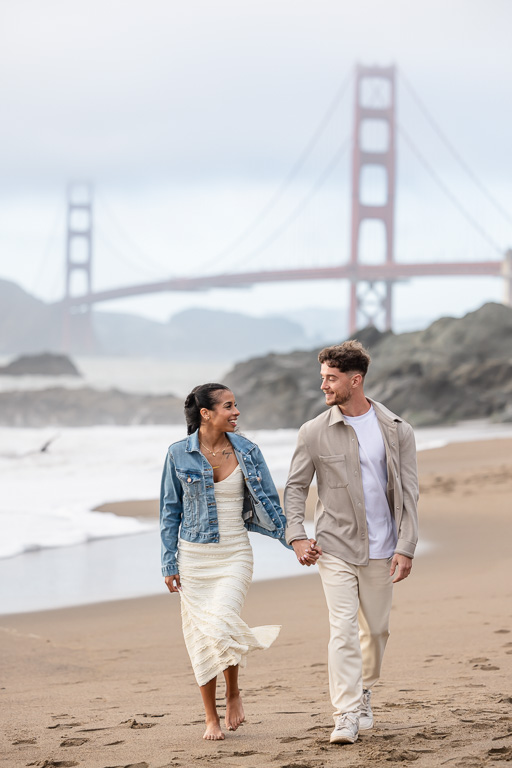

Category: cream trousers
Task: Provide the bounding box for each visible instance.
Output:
[317,552,393,716]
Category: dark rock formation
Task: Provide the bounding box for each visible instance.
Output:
[2,302,510,428]
[0,353,81,377]
[225,303,512,428]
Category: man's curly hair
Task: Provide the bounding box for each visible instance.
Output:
[318,340,371,377]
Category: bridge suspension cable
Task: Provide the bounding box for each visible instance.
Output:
[226,135,352,269]
[30,203,64,297]
[95,223,165,280]
[95,192,168,277]
[399,67,512,229]
[200,68,353,272]
[398,122,503,255]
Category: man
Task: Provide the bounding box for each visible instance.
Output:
[285,340,419,745]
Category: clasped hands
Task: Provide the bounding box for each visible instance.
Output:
[291,538,322,567]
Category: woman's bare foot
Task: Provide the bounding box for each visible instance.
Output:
[225,693,245,731]
[203,717,224,740]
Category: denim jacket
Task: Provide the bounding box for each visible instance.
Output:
[160,430,291,576]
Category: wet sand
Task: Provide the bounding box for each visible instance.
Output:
[1,439,512,768]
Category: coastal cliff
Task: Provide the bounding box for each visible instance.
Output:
[1,302,510,428]
[225,303,512,428]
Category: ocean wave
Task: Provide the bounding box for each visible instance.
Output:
[1,420,512,561]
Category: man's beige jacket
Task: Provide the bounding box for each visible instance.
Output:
[284,399,419,564]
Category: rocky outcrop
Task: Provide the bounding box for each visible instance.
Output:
[225,303,512,428]
[0,387,184,427]
[2,302,510,428]
[0,353,81,377]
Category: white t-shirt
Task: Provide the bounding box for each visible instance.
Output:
[343,405,397,559]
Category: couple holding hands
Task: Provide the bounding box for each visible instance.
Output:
[160,340,419,745]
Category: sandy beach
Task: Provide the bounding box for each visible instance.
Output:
[1,438,511,768]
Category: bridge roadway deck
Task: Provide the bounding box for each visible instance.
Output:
[61,261,503,307]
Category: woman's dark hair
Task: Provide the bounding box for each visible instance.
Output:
[184,383,230,435]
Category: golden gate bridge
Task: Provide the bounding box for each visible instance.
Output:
[60,64,512,349]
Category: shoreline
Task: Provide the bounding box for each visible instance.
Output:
[1,434,511,766]
[0,437,510,616]
[95,435,512,523]
[3,420,512,569]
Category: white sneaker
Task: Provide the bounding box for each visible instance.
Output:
[329,712,359,744]
[359,688,373,730]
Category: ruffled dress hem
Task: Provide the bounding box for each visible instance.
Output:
[193,624,281,687]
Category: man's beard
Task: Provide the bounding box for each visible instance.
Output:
[326,389,351,406]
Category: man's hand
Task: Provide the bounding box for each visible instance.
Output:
[389,554,412,583]
[292,538,323,567]
[164,574,181,593]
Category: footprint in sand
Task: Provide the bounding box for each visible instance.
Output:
[60,737,89,747]
[489,746,512,758]
[280,762,324,768]
[384,749,421,762]
[414,730,449,740]
[120,718,156,729]
[494,629,510,634]
[101,763,148,768]
[12,737,37,744]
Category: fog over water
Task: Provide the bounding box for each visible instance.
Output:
[1,0,511,333]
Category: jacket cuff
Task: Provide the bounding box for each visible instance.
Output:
[394,538,417,559]
[285,523,308,546]
[162,563,178,577]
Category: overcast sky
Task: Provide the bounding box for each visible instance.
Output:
[0,0,511,330]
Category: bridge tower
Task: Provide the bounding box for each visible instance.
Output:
[63,182,94,353]
[349,64,396,333]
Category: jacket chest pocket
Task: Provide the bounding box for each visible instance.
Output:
[319,454,349,489]
[176,470,202,496]
[176,471,202,528]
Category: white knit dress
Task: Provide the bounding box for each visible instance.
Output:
[177,464,281,686]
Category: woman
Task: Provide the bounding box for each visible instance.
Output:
[160,382,292,741]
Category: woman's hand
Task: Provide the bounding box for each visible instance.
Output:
[164,574,182,593]
[292,538,323,566]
